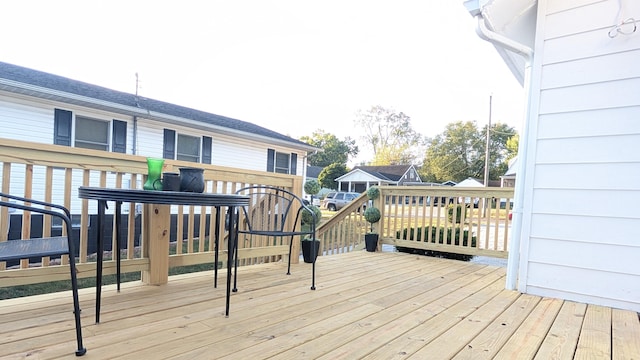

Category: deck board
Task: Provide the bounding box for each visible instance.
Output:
[0,251,638,359]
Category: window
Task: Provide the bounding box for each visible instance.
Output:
[53,109,127,153]
[274,152,291,174]
[163,129,212,164]
[75,116,109,151]
[176,134,200,162]
[266,148,297,175]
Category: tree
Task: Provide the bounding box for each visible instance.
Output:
[318,163,348,190]
[354,105,426,165]
[299,130,358,167]
[484,123,518,179]
[505,134,519,162]
[421,121,483,183]
[420,121,516,183]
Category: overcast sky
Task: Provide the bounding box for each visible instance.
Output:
[1,0,525,164]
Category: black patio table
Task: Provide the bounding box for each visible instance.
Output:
[78,186,249,322]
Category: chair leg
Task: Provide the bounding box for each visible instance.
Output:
[232,242,239,292]
[311,239,316,290]
[69,259,87,356]
[286,235,294,275]
[311,260,316,291]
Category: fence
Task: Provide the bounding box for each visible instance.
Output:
[316,186,514,259]
[0,138,302,287]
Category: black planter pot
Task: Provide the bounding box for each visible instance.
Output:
[364,233,379,252]
[301,240,320,263]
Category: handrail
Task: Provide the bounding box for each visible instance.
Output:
[316,186,514,258]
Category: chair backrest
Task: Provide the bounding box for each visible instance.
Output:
[235,186,316,236]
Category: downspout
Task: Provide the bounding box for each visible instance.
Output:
[132,116,138,155]
[473,13,534,290]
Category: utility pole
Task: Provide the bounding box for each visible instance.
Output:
[484,94,492,187]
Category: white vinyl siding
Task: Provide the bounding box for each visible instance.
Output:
[517,0,640,311]
[0,91,308,214]
[131,118,305,173]
[135,121,165,158]
[0,96,54,144]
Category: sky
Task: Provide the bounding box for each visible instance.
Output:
[1,0,525,164]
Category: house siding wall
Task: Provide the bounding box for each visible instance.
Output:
[0,91,306,173]
[0,95,55,144]
[0,91,308,212]
[518,0,640,311]
[0,94,133,209]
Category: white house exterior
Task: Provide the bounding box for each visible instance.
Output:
[466,0,640,312]
[0,61,317,199]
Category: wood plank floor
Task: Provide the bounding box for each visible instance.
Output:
[1,251,639,359]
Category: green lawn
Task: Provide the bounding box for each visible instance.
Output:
[0,238,217,300]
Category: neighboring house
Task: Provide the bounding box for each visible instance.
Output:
[306,165,324,182]
[500,156,518,187]
[464,0,640,312]
[454,178,485,187]
[453,177,502,187]
[0,61,317,181]
[335,165,422,193]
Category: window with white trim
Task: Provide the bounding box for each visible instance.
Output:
[266,148,297,175]
[176,133,200,162]
[74,116,109,151]
[274,152,291,174]
[53,109,127,153]
[162,128,212,164]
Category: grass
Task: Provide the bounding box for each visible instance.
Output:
[0,238,219,300]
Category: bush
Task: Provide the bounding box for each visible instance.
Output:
[447,204,468,223]
[394,226,476,261]
[301,205,321,225]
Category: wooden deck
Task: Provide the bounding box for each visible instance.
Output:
[1,252,639,359]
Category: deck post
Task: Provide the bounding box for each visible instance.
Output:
[142,203,171,285]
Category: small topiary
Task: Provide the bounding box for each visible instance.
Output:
[301,205,322,225]
[304,179,321,196]
[363,206,381,233]
[366,186,380,200]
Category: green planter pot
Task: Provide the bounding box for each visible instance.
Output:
[364,233,379,252]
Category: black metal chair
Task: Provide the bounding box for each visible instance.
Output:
[0,193,86,356]
[233,186,318,293]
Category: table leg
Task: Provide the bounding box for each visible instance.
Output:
[214,206,221,288]
[115,201,122,292]
[95,200,106,324]
[225,206,236,317]
[232,206,239,292]
[142,203,170,285]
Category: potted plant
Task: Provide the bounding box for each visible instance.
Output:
[301,180,322,263]
[301,235,320,263]
[363,186,381,252]
[304,179,321,205]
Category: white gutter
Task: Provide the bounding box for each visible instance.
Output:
[467,7,534,290]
